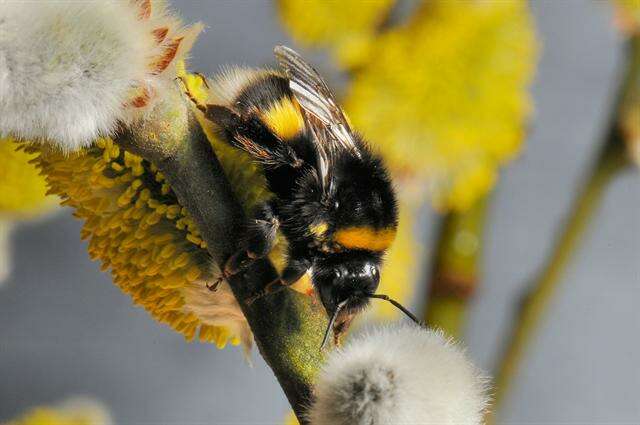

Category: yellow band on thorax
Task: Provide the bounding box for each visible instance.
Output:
[260,97,304,141]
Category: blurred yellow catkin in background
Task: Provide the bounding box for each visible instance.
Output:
[0,139,57,283]
[280,0,537,211]
[278,0,394,69]
[487,3,637,423]
[7,398,112,425]
[613,0,640,35]
[344,0,537,333]
[344,0,537,212]
[283,411,300,425]
[612,0,640,165]
[278,0,538,323]
[0,140,52,215]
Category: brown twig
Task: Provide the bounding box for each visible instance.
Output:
[424,196,489,339]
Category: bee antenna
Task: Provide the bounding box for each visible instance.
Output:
[320,298,350,351]
[367,293,422,325]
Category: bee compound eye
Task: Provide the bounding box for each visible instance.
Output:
[333,268,342,279]
[369,265,380,285]
[333,200,340,210]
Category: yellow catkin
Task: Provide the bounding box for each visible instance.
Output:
[343,0,538,212]
[612,0,640,34]
[0,138,56,218]
[277,0,395,69]
[26,135,241,347]
[284,411,300,425]
[0,138,58,283]
[277,1,536,320]
[7,400,111,425]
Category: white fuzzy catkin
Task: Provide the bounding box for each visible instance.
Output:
[309,323,490,425]
[0,0,201,151]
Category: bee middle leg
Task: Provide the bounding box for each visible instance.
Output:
[208,203,278,292]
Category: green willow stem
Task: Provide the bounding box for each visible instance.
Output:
[425,196,489,339]
[116,89,326,424]
[486,135,627,425]
[486,35,639,425]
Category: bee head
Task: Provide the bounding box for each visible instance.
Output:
[313,250,422,350]
[312,251,381,344]
[313,251,382,312]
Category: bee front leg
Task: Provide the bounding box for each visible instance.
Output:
[245,257,311,305]
[208,203,279,292]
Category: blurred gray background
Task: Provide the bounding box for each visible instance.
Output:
[1,0,639,424]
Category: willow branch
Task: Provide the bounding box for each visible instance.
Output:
[424,196,489,339]
[486,134,626,425]
[115,90,327,423]
[486,36,639,425]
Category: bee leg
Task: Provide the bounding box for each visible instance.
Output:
[217,203,279,285]
[206,277,224,292]
[193,72,210,89]
[245,203,280,261]
[175,76,242,130]
[245,258,311,305]
[175,76,209,114]
[203,104,241,130]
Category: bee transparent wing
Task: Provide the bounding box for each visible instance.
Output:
[274,45,360,157]
[303,114,333,190]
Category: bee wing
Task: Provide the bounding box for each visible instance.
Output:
[303,113,333,190]
[274,46,360,158]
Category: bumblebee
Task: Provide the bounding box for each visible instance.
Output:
[183,46,419,347]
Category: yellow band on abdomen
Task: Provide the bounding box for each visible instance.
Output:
[334,226,396,252]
